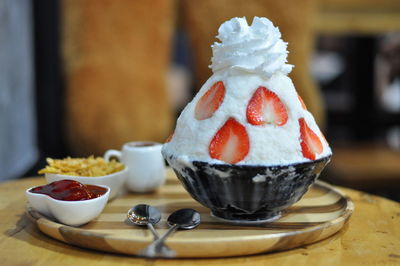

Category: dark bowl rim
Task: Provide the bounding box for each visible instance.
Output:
[166,155,332,169]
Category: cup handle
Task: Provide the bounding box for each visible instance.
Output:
[104,149,122,162]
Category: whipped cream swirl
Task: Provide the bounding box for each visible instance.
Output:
[210,17,293,79]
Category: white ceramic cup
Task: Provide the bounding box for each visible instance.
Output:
[104,141,165,192]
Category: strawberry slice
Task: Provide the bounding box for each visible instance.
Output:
[209,118,249,164]
[246,86,288,126]
[195,81,225,120]
[298,94,307,110]
[299,118,323,160]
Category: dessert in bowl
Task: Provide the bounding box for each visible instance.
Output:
[162,17,332,223]
[26,180,110,226]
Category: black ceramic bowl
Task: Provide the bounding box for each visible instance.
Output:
[164,155,331,223]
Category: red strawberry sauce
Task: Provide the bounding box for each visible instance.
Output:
[30,180,107,201]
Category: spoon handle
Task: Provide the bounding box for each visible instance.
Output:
[139,224,178,257]
[152,224,178,248]
[147,223,159,240]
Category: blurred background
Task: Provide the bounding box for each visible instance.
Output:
[0,0,399,201]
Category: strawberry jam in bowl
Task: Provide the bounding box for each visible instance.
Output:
[162,17,332,223]
[26,180,110,226]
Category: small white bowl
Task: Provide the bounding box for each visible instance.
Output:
[45,167,128,200]
[25,184,110,226]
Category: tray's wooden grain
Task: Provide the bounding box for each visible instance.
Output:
[26,169,353,258]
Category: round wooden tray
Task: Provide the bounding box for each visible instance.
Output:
[26,170,354,258]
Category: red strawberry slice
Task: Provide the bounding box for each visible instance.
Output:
[299,118,323,160]
[246,86,288,126]
[298,94,307,110]
[209,118,249,164]
[195,81,225,120]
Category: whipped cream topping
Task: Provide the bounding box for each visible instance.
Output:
[210,17,293,79]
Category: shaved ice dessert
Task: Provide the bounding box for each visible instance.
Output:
[162,17,332,222]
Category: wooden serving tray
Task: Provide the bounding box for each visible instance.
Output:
[26,169,354,258]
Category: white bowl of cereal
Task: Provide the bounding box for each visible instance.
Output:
[39,156,128,200]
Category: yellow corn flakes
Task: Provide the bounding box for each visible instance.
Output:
[38,156,125,177]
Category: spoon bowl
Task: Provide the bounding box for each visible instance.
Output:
[167,208,201,229]
[127,204,161,239]
[127,204,161,226]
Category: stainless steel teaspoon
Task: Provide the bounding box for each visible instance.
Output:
[127,204,161,239]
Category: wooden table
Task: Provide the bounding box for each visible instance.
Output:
[1,171,399,265]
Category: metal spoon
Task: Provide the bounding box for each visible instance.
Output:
[127,204,161,239]
[143,208,201,257]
